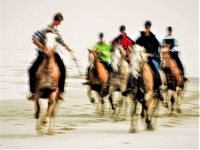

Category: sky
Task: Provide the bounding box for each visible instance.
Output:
[0,0,199,77]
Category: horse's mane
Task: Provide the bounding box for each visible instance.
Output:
[88,50,95,70]
[130,44,148,79]
[111,45,122,72]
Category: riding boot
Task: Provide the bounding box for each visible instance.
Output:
[82,67,90,85]
[54,53,66,100]
[122,75,132,96]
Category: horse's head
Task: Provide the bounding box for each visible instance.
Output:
[88,49,97,70]
[45,31,57,56]
[111,44,127,72]
[160,46,171,68]
[130,44,147,79]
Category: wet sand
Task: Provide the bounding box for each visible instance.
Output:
[0,77,199,149]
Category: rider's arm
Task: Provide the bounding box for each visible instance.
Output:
[63,43,73,52]
[56,33,73,52]
[32,38,45,50]
[32,30,48,51]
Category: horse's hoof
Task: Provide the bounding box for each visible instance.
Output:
[36,129,44,135]
[36,125,44,135]
[141,112,145,118]
[99,111,105,116]
[90,98,95,103]
[177,108,182,113]
[41,120,47,125]
[129,128,137,133]
[36,120,41,130]
[169,111,176,116]
[35,113,39,119]
[114,114,119,121]
[48,129,55,135]
[147,123,154,130]
[162,102,168,108]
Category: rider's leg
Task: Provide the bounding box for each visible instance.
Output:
[170,51,187,81]
[149,58,163,100]
[122,74,132,96]
[150,58,162,87]
[28,51,44,99]
[54,53,66,100]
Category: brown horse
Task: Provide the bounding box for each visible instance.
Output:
[128,44,160,133]
[86,49,109,114]
[34,31,60,135]
[160,46,185,115]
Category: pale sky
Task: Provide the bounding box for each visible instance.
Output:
[0,0,199,77]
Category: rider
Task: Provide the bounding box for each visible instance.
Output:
[162,26,187,81]
[112,25,135,62]
[28,12,74,100]
[112,25,135,96]
[83,33,111,86]
[92,32,111,71]
[123,20,163,97]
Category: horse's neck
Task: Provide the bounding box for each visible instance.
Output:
[46,32,57,49]
[41,55,56,75]
[43,32,57,68]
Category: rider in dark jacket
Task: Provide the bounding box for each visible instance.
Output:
[123,21,162,97]
[136,21,162,90]
[136,21,160,62]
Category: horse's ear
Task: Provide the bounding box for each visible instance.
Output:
[88,49,92,53]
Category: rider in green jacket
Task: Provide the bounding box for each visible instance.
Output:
[92,32,111,71]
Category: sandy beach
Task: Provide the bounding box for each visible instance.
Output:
[0,77,199,149]
[0,0,199,149]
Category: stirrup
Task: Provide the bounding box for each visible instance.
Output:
[27,93,34,101]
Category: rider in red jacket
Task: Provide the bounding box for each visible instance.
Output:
[112,25,135,62]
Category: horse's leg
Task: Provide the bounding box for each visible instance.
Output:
[129,95,138,133]
[47,90,58,135]
[144,92,154,130]
[87,86,95,104]
[34,91,44,134]
[169,91,176,116]
[115,95,123,121]
[99,95,105,115]
[176,87,182,113]
[108,92,115,114]
[34,95,40,119]
[120,95,130,120]
[162,88,169,109]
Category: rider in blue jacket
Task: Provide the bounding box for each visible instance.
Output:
[162,26,187,81]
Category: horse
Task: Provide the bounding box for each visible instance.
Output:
[160,46,186,115]
[85,49,110,114]
[34,30,60,135]
[128,44,160,133]
[108,44,130,120]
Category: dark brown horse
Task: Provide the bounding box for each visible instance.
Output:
[34,31,60,135]
[160,46,185,115]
